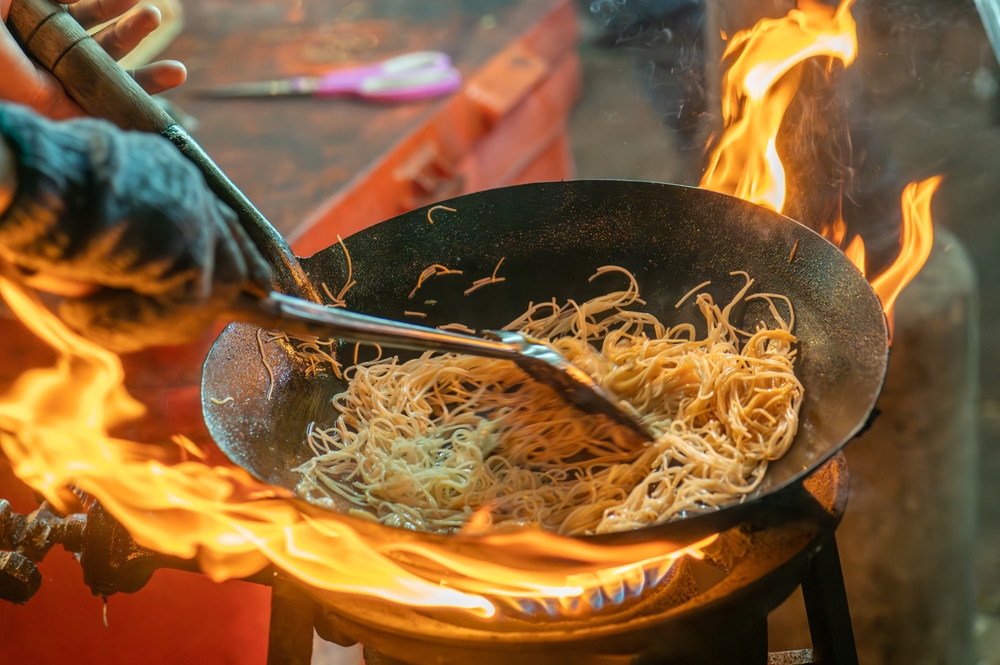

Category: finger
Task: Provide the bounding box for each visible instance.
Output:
[130,61,187,95]
[0,7,86,117]
[66,0,140,30]
[91,4,160,61]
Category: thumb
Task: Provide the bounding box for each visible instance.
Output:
[1,0,10,23]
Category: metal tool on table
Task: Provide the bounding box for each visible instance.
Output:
[196,51,463,102]
[7,0,652,443]
[9,0,890,549]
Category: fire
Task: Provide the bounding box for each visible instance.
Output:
[871,177,941,334]
[701,0,939,330]
[0,278,715,617]
[844,234,866,277]
[700,0,858,212]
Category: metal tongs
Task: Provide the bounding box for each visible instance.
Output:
[230,292,654,443]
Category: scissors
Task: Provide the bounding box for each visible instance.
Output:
[197,51,462,102]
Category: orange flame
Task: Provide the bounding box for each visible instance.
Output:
[0,278,715,617]
[701,0,938,330]
[844,234,866,277]
[700,0,858,212]
[871,177,941,334]
[821,215,848,247]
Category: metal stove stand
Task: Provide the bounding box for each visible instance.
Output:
[0,456,859,665]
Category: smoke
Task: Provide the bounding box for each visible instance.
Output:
[589,0,703,33]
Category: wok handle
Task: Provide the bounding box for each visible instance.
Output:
[7,0,323,303]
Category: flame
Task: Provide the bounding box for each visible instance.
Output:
[0,278,715,617]
[821,215,848,247]
[700,0,858,212]
[871,177,941,334]
[844,235,866,277]
[701,0,939,332]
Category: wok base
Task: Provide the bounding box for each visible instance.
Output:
[268,455,858,665]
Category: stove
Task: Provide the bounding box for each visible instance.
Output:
[0,453,858,665]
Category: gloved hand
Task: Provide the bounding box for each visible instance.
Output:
[0,103,272,352]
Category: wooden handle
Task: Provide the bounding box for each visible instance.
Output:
[8,0,175,132]
[7,0,323,303]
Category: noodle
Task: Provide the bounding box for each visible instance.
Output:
[295,268,802,536]
[438,323,477,335]
[409,264,463,299]
[353,343,384,366]
[427,205,457,224]
[319,237,356,308]
[257,328,275,401]
[788,239,800,264]
[464,257,506,296]
[321,282,339,305]
[675,281,712,309]
[335,235,356,303]
[276,237,358,379]
[269,331,342,379]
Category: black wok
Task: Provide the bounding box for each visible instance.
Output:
[7,0,887,550]
[202,180,889,547]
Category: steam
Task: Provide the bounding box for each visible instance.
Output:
[590,0,702,30]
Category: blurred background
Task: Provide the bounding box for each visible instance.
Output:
[1,0,998,662]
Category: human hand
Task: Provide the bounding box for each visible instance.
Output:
[0,0,186,119]
[0,104,272,352]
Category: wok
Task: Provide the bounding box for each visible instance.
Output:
[8,0,889,547]
[202,180,889,546]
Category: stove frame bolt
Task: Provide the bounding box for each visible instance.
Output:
[21,505,86,561]
[0,498,87,604]
[0,499,27,550]
[0,550,42,604]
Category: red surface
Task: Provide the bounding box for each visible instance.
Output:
[0,338,271,665]
[291,0,580,255]
[0,462,271,665]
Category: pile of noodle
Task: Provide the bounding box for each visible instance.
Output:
[294,268,802,536]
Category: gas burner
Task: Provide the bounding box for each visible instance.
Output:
[0,454,857,665]
[295,454,856,665]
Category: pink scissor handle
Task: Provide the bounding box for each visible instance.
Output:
[315,51,460,101]
[356,68,463,102]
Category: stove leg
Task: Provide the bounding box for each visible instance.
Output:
[800,535,859,665]
[268,576,318,665]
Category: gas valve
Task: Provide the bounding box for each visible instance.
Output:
[0,498,86,604]
[0,498,201,604]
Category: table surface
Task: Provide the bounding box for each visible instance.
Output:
[161,0,560,239]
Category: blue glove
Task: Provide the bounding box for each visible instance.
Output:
[0,103,271,352]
